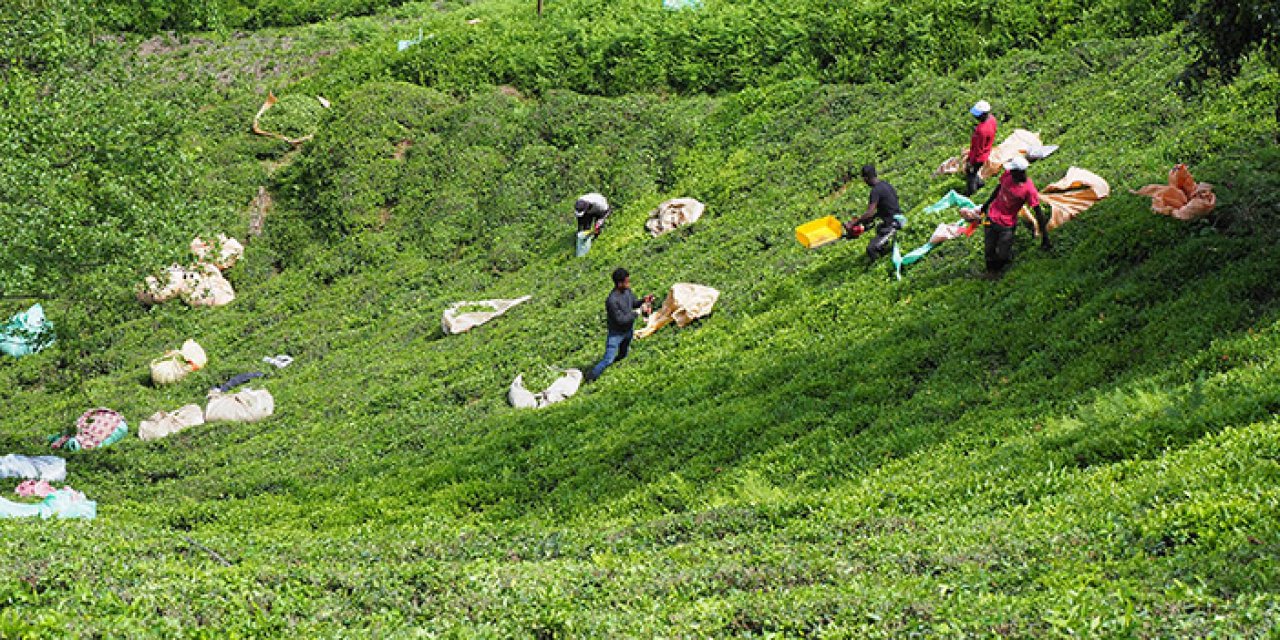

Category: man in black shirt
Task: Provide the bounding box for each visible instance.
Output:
[587,267,654,382]
[844,164,904,261]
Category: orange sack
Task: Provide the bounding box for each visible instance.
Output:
[1132,164,1217,221]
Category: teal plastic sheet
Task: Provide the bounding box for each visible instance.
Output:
[923,190,977,215]
[892,192,979,279]
[0,303,55,357]
[0,489,96,520]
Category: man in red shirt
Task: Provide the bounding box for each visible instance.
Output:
[974,156,1048,278]
[964,100,997,196]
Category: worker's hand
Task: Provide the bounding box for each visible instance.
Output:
[641,303,652,315]
[643,294,655,304]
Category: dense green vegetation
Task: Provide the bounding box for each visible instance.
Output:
[1,0,1278,636]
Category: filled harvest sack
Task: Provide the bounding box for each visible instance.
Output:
[441,296,531,335]
[183,263,236,307]
[1132,164,1217,221]
[205,388,274,423]
[138,264,194,304]
[190,234,245,271]
[0,303,55,357]
[645,198,705,237]
[634,284,720,339]
[138,263,235,308]
[150,339,208,385]
[49,408,128,451]
[139,404,206,441]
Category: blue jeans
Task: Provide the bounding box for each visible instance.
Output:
[589,330,633,380]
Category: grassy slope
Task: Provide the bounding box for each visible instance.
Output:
[2,3,1280,637]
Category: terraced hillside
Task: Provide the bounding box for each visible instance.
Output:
[1,0,1278,636]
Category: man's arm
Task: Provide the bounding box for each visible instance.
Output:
[856,202,878,225]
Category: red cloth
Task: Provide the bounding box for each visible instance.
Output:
[967,116,998,164]
[987,172,1040,227]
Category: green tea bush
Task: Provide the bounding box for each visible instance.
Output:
[2,0,1280,634]
[90,0,410,31]
[390,0,1181,96]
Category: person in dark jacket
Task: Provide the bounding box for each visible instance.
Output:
[587,268,654,381]
[844,164,904,261]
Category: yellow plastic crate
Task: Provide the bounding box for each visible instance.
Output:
[795,215,844,249]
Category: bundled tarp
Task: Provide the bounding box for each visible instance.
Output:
[508,369,583,409]
[150,339,209,386]
[1132,164,1217,221]
[634,284,720,339]
[205,388,274,423]
[139,404,205,441]
[645,198,705,237]
[891,191,981,280]
[0,303,55,357]
[0,455,66,482]
[935,129,1052,180]
[0,488,96,520]
[49,408,128,451]
[441,296,531,335]
[1023,167,1111,236]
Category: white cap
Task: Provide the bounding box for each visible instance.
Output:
[1004,156,1029,171]
[970,100,991,116]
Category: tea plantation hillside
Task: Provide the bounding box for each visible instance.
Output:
[2,0,1279,636]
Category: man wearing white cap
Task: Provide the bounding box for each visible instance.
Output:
[964,100,997,196]
[972,156,1046,277]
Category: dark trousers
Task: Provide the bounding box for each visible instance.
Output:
[964,163,984,196]
[577,213,605,233]
[589,330,632,380]
[984,222,1015,273]
[866,221,900,261]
